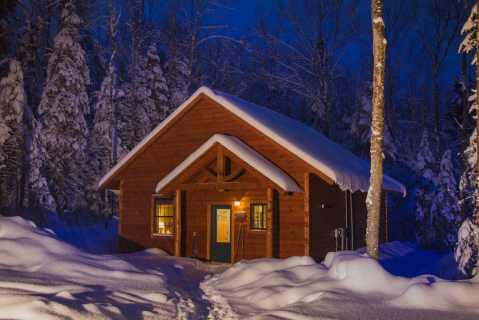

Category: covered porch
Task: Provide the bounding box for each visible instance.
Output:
[152,134,303,263]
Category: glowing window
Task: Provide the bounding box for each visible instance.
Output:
[154,199,173,235]
[250,204,266,230]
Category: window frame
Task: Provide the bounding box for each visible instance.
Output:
[250,203,266,231]
[152,198,174,236]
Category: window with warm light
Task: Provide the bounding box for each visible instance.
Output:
[154,199,173,235]
[250,204,266,230]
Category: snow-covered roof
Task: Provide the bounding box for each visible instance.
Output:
[100,86,406,195]
[155,134,304,193]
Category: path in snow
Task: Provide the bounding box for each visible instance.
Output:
[119,252,230,319]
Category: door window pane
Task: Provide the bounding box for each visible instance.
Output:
[216,208,231,243]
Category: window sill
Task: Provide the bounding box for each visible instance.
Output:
[153,233,174,237]
[250,229,266,233]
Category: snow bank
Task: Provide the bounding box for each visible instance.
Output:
[357,241,446,278]
[2,216,478,319]
[0,216,175,319]
[202,247,479,319]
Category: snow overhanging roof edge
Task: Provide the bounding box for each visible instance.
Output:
[155,134,303,193]
[99,86,406,195]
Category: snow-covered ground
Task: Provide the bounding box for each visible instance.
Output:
[1,215,478,319]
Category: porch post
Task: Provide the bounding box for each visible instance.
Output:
[304,173,310,256]
[266,188,273,258]
[174,189,181,256]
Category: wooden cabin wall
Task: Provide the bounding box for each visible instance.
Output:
[179,189,305,262]
[309,173,346,261]
[118,179,175,254]
[117,97,314,255]
[351,191,388,250]
[351,191,367,250]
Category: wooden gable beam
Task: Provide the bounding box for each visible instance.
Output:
[201,95,336,187]
[224,166,244,182]
[160,141,296,195]
[178,182,268,191]
[200,167,217,181]
[221,148,289,194]
[161,146,219,195]
[217,146,225,183]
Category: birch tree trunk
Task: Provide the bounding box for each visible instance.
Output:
[366,0,387,260]
[476,0,479,224]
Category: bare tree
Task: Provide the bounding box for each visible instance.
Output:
[408,0,464,166]
[247,3,286,110]
[182,0,230,96]
[366,0,387,260]
[271,0,361,137]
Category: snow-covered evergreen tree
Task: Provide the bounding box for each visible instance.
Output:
[454,218,479,279]
[0,59,26,212]
[146,45,169,125]
[121,54,156,150]
[36,1,90,216]
[0,60,25,171]
[430,150,460,252]
[165,54,189,110]
[408,130,436,247]
[458,2,479,277]
[27,118,55,216]
[349,82,397,160]
[89,56,126,215]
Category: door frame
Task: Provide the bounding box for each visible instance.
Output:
[207,201,235,263]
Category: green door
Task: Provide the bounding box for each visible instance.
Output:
[211,205,232,263]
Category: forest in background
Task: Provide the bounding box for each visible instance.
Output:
[0,0,478,254]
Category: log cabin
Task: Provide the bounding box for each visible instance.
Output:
[99,86,405,263]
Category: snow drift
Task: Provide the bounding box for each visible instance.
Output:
[202,248,479,319]
[0,215,199,319]
[1,215,478,319]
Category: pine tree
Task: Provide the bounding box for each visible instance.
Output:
[89,56,125,216]
[409,130,436,247]
[121,55,157,150]
[430,150,460,252]
[146,45,169,125]
[0,59,26,213]
[27,118,55,220]
[454,218,479,279]
[36,1,90,216]
[165,54,189,110]
[457,1,479,277]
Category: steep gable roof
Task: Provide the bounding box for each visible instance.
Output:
[99,86,406,195]
[155,134,304,193]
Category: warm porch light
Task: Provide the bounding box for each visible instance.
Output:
[235,200,241,206]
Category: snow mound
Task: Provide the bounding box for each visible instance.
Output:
[201,248,479,319]
[0,215,174,319]
[357,241,447,278]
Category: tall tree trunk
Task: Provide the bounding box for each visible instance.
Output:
[461,52,469,221]
[366,0,387,260]
[476,0,479,224]
[434,70,440,169]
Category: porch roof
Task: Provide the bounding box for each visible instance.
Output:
[155,134,303,193]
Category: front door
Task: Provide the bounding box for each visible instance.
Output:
[211,205,232,263]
